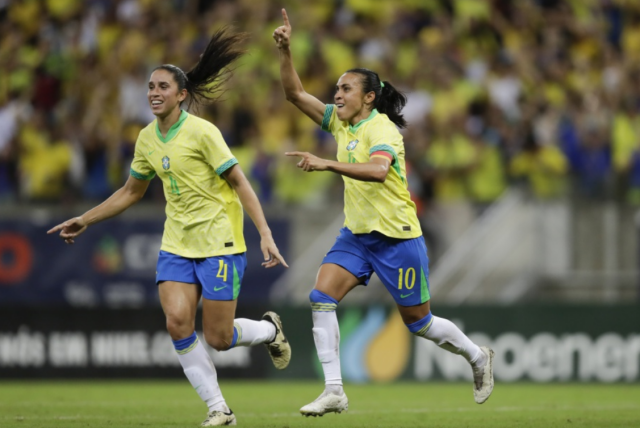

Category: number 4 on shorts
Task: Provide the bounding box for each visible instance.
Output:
[217,260,228,282]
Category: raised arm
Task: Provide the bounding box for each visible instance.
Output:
[223,164,288,268]
[47,175,150,244]
[273,8,326,125]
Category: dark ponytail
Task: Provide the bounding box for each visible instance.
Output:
[345,68,408,128]
[154,27,248,111]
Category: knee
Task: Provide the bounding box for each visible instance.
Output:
[405,311,433,336]
[309,289,339,311]
[203,329,234,351]
[165,314,195,340]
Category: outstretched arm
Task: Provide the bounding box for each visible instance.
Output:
[47,175,150,244]
[223,164,288,268]
[273,8,326,125]
[286,151,391,183]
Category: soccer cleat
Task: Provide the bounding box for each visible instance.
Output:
[300,390,349,417]
[201,409,236,426]
[472,346,495,404]
[262,311,291,370]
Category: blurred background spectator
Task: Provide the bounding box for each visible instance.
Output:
[2,0,639,209]
[3,0,640,264]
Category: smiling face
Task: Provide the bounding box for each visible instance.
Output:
[147,69,187,119]
[334,72,376,125]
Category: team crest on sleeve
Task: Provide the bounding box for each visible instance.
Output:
[162,156,170,170]
[346,139,359,151]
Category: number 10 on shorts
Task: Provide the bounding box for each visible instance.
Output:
[398,267,415,290]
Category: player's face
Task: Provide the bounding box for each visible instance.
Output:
[334,73,372,123]
[147,69,186,118]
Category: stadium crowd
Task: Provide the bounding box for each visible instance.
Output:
[1,0,639,218]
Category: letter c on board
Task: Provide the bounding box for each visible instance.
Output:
[0,233,33,284]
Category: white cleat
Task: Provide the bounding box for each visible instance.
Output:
[473,346,495,404]
[201,409,236,426]
[300,390,349,417]
[262,311,291,370]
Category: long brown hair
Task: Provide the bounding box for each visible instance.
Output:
[154,27,248,110]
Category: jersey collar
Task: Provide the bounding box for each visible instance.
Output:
[155,110,188,143]
[348,109,378,133]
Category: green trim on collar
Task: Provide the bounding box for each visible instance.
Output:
[155,110,188,143]
[349,109,378,133]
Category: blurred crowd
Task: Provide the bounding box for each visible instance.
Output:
[2,0,640,220]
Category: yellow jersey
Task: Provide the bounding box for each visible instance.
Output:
[321,106,421,239]
[130,110,246,258]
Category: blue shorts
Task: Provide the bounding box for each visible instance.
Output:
[322,227,430,307]
[156,250,247,301]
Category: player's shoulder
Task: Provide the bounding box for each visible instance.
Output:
[183,113,223,137]
[372,112,400,132]
[365,111,402,140]
[184,112,216,129]
[139,120,156,137]
[135,120,157,145]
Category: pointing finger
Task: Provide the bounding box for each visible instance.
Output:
[275,252,289,268]
[47,224,63,234]
[285,151,304,157]
[282,8,290,27]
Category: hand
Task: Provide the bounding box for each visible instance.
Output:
[47,217,88,245]
[273,8,291,50]
[260,234,289,269]
[286,151,329,172]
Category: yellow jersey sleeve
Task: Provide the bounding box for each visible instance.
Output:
[321,104,341,135]
[130,132,156,180]
[366,121,405,182]
[198,123,238,175]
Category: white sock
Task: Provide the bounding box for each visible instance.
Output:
[312,310,343,386]
[233,319,276,346]
[325,384,344,396]
[418,316,485,366]
[175,336,227,412]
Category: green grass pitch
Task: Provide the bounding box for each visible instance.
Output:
[1,381,639,427]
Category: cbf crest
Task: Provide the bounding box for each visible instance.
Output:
[162,156,170,170]
[346,139,359,151]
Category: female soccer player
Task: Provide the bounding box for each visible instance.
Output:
[49,29,291,427]
[273,9,494,416]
